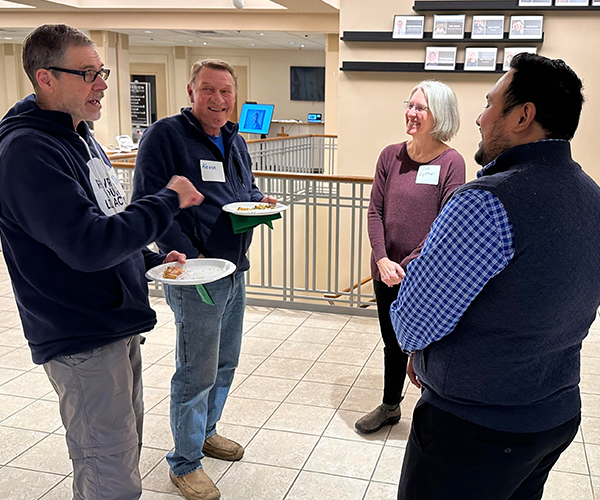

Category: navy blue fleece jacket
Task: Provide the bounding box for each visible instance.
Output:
[0,95,180,364]
[132,109,264,272]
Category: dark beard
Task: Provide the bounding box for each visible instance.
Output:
[474,145,488,166]
[474,133,511,167]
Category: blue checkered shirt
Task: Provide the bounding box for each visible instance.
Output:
[390,187,515,352]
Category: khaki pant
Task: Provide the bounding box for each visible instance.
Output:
[44,336,144,500]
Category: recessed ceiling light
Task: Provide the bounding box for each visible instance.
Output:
[144,30,153,34]
[300,44,305,48]
[258,33,264,36]
[251,43,255,46]
[188,39,193,42]
[203,41,208,45]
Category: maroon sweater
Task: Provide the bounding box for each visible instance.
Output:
[368,141,465,281]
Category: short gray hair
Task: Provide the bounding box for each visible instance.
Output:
[189,59,237,91]
[22,24,94,91]
[409,80,460,142]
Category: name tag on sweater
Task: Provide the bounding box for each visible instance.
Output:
[415,164,441,185]
[200,160,225,182]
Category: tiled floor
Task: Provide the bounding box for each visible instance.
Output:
[0,260,599,499]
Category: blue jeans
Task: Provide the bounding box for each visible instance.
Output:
[164,273,245,476]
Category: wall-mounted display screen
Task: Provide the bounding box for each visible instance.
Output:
[290,66,325,102]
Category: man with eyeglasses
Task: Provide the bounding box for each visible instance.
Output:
[0,24,204,499]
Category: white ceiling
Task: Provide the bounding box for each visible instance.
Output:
[0,27,326,50]
[0,0,338,11]
[124,29,325,50]
[0,0,283,9]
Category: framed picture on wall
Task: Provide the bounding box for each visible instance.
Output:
[503,47,537,71]
[509,16,544,39]
[425,46,457,70]
[432,15,466,39]
[518,0,552,5]
[555,0,589,4]
[464,47,498,71]
[471,16,505,39]
[392,15,425,39]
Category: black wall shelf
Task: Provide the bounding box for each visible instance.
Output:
[413,0,600,11]
[340,61,506,73]
[341,31,543,43]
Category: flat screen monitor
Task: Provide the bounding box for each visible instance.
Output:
[290,66,325,102]
[238,103,275,135]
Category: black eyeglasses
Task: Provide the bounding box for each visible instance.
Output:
[45,66,110,83]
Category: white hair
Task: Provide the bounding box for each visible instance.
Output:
[409,80,460,142]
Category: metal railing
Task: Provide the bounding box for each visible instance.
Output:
[246,134,337,175]
[110,138,376,315]
[247,171,375,314]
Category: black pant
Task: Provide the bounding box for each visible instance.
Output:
[373,279,409,406]
[398,400,581,500]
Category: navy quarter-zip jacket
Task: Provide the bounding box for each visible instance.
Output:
[132,108,264,272]
[0,95,180,363]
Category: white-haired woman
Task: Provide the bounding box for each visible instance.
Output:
[356,80,465,434]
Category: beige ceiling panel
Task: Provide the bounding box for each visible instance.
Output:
[0,12,338,32]
[270,0,338,12]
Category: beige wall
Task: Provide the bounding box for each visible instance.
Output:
[0,40,327,144]
[324,33,339,137]
[0,44,30,116]
[129,45,326,125]
[337,0,600,184]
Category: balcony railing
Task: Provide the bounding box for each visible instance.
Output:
[247,134,337,175]
[248,171,375,315]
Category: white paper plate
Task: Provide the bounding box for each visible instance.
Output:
[145,258,236,286]
[222,202,288,217]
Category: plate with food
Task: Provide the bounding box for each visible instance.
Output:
[145,258,236,285]
[222,202,288,217]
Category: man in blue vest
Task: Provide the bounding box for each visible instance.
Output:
[391,53,600,499]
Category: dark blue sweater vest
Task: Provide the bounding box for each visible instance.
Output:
[414,141,600,432]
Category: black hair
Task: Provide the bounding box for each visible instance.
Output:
[503,53,584,140]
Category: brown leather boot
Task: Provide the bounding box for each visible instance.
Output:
[355,404,401,434]
[202,433,244,461]
[169,468,220,500]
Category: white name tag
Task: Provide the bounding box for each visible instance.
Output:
[200,160,225,182]
[415,164,441,185]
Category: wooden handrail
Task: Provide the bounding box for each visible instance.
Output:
[106,152,137,160]
[109,157,373,183]
[254,171,373,183]
[247,134,337,144]
[324,276,373,300]
[106,136,372,183]
[111,161,135,169]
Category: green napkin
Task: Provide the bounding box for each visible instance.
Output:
[229,212,282,234]
[195,284,214,305]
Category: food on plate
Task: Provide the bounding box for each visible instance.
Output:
[237,204,275,211]
[163,266,185,280]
